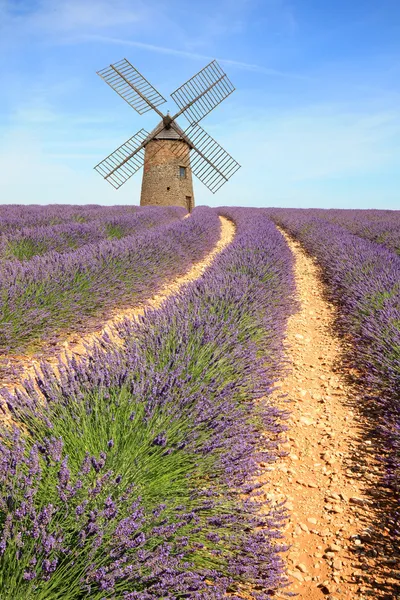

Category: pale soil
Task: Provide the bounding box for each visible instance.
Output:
[2,216,399,599]
[260,229,397,600]
[1,216,235,397]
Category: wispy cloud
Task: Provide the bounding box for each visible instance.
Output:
[0,128,141,204]
[228,106,400,181]
[82,34,307,79]
[0,0,147,48]
[5,0,144,33]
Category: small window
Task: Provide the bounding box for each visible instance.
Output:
[179,166,186,178]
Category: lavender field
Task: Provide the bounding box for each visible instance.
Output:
[0,206,219,353]
[0,205,399,598]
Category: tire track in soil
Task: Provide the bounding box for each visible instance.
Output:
[259,228,388,600]
[1,216,235,400]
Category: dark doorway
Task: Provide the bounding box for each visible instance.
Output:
[186,196,192,213]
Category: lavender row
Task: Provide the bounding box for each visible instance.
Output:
[270,209,400,495]
[329,213,400,256]
[0,206,216,353]
[279,208,400,256]
[1,208,295,598]
[0,206,183,262]
[0,204,142,234]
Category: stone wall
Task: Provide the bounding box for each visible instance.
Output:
[140,139,195,212]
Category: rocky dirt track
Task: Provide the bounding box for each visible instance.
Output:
[260,229,398,600]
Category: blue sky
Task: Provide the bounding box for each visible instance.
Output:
[0,0,399,208]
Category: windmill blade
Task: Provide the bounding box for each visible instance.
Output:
[170,60,235,125]
[170,123,240,193]
[97,59,167,116]
[94,129,150,189]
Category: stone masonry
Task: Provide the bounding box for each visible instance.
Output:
[140,139,195,212]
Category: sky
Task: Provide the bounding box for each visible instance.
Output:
[0,0,399,209]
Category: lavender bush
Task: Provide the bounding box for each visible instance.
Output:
[0,207,219,353]
[0,207,182,262]
[320,208,400,255]
[0,429,206,599]
[1,208,295,598]
[274,208,400,256]
[0,205,142,234]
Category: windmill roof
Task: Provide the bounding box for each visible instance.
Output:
[144,120,187,144]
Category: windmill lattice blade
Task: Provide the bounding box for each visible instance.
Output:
[94,129,149,189]
[97,59,167,115]
[170,60,235,125]
[172,124,240,193]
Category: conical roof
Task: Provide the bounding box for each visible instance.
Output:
[144,120,187,144]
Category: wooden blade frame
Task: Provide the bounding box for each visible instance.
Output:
[97,59,167,115]
[170,60,235,125]
[168,123,241,193]
[95,58,240,193]
[94,122,168,189]
[94,129,149,189]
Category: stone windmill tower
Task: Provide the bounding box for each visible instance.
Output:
[94,59,240,211]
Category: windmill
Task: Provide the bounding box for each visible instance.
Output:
[94,59,241,212]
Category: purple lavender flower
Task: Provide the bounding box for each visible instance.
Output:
[152,432,167,447]
[0,206,296,598]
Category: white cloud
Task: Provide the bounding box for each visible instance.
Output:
[1,0,146,40]
[1,0,305,79]
[0,129,141,204]
[12,105,58,124]
[50,0,142,30]
[81,34,307,78]
[0,131,71,187]
[201,104,400,208]
[221,105,400,182]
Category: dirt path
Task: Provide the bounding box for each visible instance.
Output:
[1,216,235,395]
[261,229,388,600]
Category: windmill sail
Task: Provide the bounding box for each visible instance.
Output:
[97,59,167,115]
[170,124,240,193]
[170,60,235,125]
[94,129,150,189]
[95,58,241,197]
